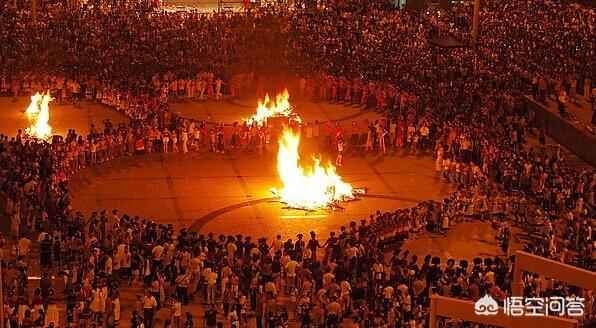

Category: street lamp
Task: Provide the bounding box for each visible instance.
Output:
[31,0,37,25]
[471,0,480,46]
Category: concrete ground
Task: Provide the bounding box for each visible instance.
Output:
[0,95,511,327]
[68,147,453,239]
[0,94,511,258]
[0,96,128,137]
[65,96,452,240]
[533,94,595,132]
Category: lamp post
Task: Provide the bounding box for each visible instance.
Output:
[0,261,4,328]
[31,0,37,25]
[471,0,480,47]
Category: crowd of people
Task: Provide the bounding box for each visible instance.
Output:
[0,0,594,328]
[0,0,285,120]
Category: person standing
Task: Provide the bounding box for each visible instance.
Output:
[112,292,121,328]
[285,257,300,294]
[313,120,321,150]
[583,77,591,101]
[216,125,225,153]
[364,123,374,151]
[143,291,157,328]
[215,78,224,100]
[45,289,60,327]
[204,305,218,328]
[171,298,182,328]
[568,76,577,104]
[171,130,179,153]
[558,90,567,115]
[335,139,345,166]
[307,232,320,262]
[538,75,547,102]
[389,120,397,147]
[206,269,218,305]
[419,123,429,152]
[378,126,388,155]
[162,128,170,153]
[105,291,115,328]
[91,283,106,321]
[40,234,53,270]
[176,269,190,306]
[539,126,546,146]
[230,122,240,148]
[181,128,188,153]
[10,209,19,238]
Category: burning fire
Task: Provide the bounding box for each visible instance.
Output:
[243,89,302,126]
[271,127,361,210]
[25,92,53,140]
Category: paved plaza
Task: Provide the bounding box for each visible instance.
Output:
[0,95,510,259]
[0,95,511,327]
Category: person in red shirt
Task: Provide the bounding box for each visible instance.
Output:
[259,125,268,151]
[334,123,344,145]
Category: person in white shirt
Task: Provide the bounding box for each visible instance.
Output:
[285,259,300,294]
[189,255,202,296]
[171,298,182,328]
[340,280,352,312]
[383,285,394,301]
[226,241,237,261]
[207,269,218,305]
[111,209,120,223]
[152,244,164,268]
[17,235,32,258]
[220,262,232,297]
[419,124,430,151]
[142,291,157,328]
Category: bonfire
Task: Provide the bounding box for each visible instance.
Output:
[25,92,53,140]
[271,127,363,210]
[243,89,302,126]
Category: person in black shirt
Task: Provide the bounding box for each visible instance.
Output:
[322,232,338,263]
[53,236,62,267]
[204,305,218,328]
[294,234,305,262]
[8,308,18,328]
[272,253,282,290]
[207,232,217,258]
[279,307,289,327]
[40,234,53,270]
[184,312,194,328]
[283,238,294,256]
[307,232,319,262]
[235,235,244,258]
[266,312,277,328]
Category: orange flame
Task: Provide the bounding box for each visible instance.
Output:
[25,92,53,140]
[243,89,302,126]
[271,127,356,210]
